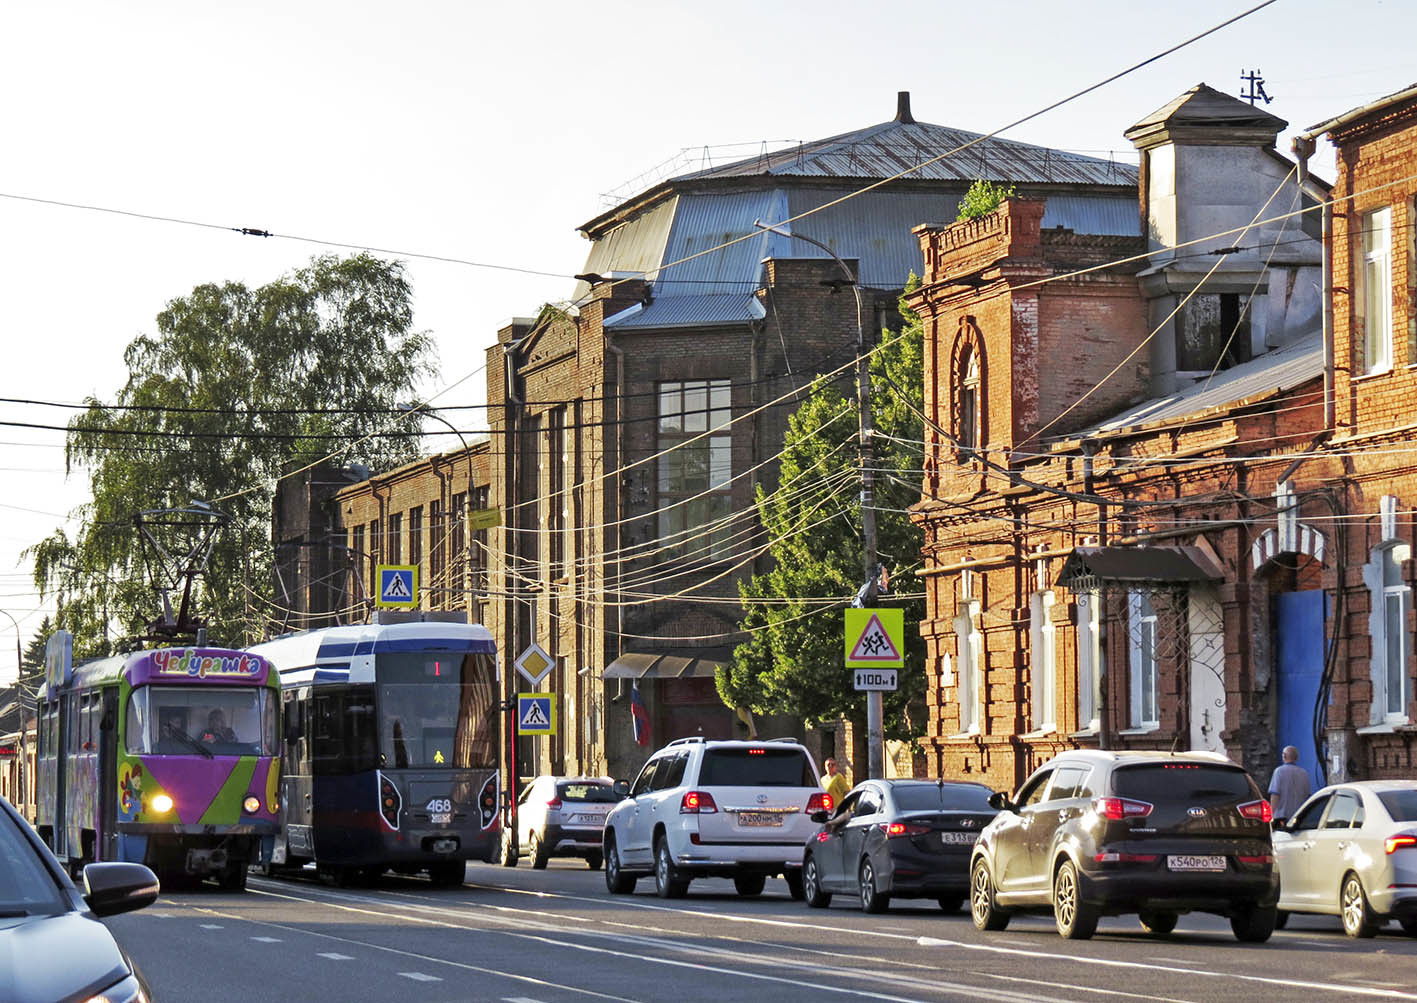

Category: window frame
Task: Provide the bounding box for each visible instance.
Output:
[1029,590,1056,732]
[1370,542,1412,725]
[656,379,734,562]
[1360,205,1394,375]
[1128,590,1159,730]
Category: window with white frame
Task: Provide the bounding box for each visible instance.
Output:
[1128,590,1159,729]
[1361,206,1393,374]
[1371,542,1412,724]
[658,380,733,560]
[959,349,980,456]
[1030,591,1056,732]
[1075,592,1102,731]
[953,584,982,734]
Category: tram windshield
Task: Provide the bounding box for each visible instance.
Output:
[126,686,277,756]
[376,652,497,769]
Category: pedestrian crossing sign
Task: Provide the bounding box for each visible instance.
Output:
[844,608,904,668]
[517,694,556,736]
[376,564,418,608]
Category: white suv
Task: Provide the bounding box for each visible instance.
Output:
[602,737,828,899]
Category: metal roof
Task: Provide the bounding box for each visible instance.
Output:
[674,118,1137,188]
[602,647,734,679]
[1076,332,1323,439]
[1056,546,1224,587]
[605,293,763,330]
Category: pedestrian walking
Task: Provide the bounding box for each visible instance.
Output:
[1268,745,1312,825]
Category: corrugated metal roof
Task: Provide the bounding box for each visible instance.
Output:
[674,118,1137,188]
[1056,546,1224,586]
[605,293,763,330]
[1076,332,1323,439]
[1039,195,1140,237]
[572,196,678,302]
[602,647,734,679]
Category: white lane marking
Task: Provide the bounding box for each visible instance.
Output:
[399,972,442,982]
[318,952,354,960]
[977,971,1196,1003]
[504,998,548,1002]
[250,936,282,943]
[199,923,223,929]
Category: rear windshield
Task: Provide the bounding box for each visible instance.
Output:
[1379,790,1417,821]
[894,784,994,812]
[699,748,815,787]
[558,782,617,803]
[1112,764,1257,803]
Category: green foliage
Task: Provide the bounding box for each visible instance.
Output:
[956,179,1017,221]
[717,280,927,740]
[28,254,436,658]
[19,616,51,688]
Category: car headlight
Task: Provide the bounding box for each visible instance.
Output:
[150,794,174,814]
[86,972,148,1003]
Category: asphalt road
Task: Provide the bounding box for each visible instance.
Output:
[104,860,1417,1003]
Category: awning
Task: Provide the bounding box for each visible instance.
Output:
[1055,546,1224,590]
[601,647,734,680]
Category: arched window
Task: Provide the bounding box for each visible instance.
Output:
[950,318,985,462]
[960,350,979,453]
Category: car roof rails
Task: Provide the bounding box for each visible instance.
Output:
[764,736,803,743]
[665,736,706,747]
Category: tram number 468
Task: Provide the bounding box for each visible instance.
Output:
[426,797,453,825]
[853,669,898,691]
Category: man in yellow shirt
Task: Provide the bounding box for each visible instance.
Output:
[820,757,851,807]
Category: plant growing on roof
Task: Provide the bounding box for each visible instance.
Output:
[956,179,1018,221]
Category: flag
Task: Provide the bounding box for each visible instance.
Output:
[630,682,651,747]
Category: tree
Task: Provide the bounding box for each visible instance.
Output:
[956,179,1017,221]
[717,283,926,741]
[29,254,436,658]
[19,617,51,689]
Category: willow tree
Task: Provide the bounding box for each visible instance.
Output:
[30,254,435,658]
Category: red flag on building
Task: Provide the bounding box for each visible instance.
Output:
[630,682,651,747]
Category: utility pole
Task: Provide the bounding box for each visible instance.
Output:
[753,220,884,779]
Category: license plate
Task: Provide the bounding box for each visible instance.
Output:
[940,831,978,845]
[573,813,605,823]
[1167,854,1225,871]
[430,812,452,825]
[739,812,783,827]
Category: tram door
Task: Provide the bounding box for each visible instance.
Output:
[99,688,119,860]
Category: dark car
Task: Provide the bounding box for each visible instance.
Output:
[969,751,1278,941]
[0,793,160,1001]
[801,779,997,913]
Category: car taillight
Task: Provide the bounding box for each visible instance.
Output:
[1386,834,1417,854]
[680,791,718,814]
[805,792,833,814]
[1093,797,1153,820]
[546,797,563,810]
[880,822,931,838]
[1237,854,1274,864]
[1094,852,1158,863]
[1237,800,1273,823]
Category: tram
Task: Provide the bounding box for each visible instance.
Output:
[35,637,281,889]
[248,612,502,885]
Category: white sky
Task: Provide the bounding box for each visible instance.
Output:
[0,0,1407,680]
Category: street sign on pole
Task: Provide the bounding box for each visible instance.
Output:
[514,642,554,687]
[469,508,501,530]
[375,564,418,609]
[853,668,898,691]
[516,693,556,735]
[844,609,904,668]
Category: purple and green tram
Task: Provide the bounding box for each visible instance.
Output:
[247,613,503,886]
[36,645,281,890]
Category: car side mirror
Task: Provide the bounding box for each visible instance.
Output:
[612,780,631,800]
[83,862,160,918]
[810,810,830,824]
[987,791,1014,812]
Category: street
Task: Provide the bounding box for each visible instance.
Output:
[105,861,1417,1003]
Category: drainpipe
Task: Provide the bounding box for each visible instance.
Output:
[605,333,627,702]
[1292,134,1335,432]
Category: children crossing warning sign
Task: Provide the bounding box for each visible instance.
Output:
[517,693,556,736]
[844,608,904,668]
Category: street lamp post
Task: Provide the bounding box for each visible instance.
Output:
[753,220,885,781]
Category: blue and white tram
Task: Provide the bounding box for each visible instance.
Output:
[249,613,503,885]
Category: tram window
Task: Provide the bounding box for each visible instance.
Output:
[82,695,98,752]
[66,698,79,755]
[310,689,378,775]
[376,652,497,769]
[127,686,276,756]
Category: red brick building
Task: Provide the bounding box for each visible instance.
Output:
[912,82,1417,795]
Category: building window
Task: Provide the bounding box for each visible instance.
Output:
[471,486,489,619]
[1128,590,1159,729]
[388,512,402,564]
[451,492,467,600]
[368,519,381,583]
[959,349,980,456]
[548,408,565,580]
[408,506,423,572]
[1076,592,1103,731]
[1361,206,1393,374]
[1176,293,1251,372]
[1029,591,1056,732]
[429,500,444,604]
[657,380,732,560]
[1370,541,1412,724]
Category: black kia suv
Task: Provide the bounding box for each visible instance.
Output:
[969,750,1278,941]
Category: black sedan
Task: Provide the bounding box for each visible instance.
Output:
[0,794,160,1001]
[802,779,997,913]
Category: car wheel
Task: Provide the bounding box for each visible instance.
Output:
[1231,901,1277,943]
[655,837,688,899]
[1052,860,1098,940]
[585,852,603,871]
[1341,873,1378,939]
[604,834,637,895]
[784,869,805,901]
[734,873,766,897]
[937,896,963,913]
[498,826,519,868]
[970,858,1010,931]
[530,833,550,870]
[1274,910,1289,930]
[1138,910,1177,935]
[859,858,890,914]
[803,854,832,908]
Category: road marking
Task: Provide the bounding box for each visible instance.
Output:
[318,952,355,960]
[199,923,223,929]
[399,972,442,982]
[250,936,282,943]
[976,971,1196,1003]
[504,998,548,1003]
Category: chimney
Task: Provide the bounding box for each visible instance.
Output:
[895,91,915,125]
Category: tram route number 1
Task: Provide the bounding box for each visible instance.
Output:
[853,669,898,692]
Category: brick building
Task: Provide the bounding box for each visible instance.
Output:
[274,92,1140,782]
[912,81,1417,796]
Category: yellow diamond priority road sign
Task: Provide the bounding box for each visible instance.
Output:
[844,608,904,668]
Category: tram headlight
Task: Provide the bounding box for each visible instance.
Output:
[242,795,261,814]
[150,794,174,814]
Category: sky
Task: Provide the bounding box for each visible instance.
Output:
[0,0,1410,681]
